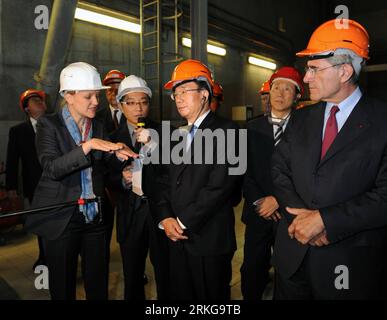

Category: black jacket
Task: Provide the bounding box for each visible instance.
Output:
[95,105,126,136]
[109,118,164,243]
[6,120,42,200]
[271,95,387,278]
[242,115,275,225]
[25,113,121,240]
[154,112,241,256]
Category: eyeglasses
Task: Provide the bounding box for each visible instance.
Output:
[304,63,344,77]
[121,100,149,107]
[170,88,202,101]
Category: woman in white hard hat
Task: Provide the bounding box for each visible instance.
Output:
[25,62,136,300]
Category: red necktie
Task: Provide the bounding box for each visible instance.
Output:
[321,105,339,159]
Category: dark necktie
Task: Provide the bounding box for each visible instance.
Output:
[274,124,284,146]
[113,109,119,129]
[132,130,141,153]
[321,105,340,159]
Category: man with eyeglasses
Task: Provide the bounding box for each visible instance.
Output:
[271,19,387,299]
[241,66,303,300]
[154,59,241,300]
[109,75,170,300]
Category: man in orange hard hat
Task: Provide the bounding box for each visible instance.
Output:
[259,80,270,114]
[155,59,241,300]
[241,66,303,300]
[271,19,387,299]
[209,81,224,112]
[6,89,47,270]
[96,69,126,135]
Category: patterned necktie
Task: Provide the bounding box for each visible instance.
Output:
[321,105,340,159]
[113,109,119,129]
[274,124,284,146]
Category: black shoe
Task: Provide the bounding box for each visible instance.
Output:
[143,273,148,285]
[32,258,46,271]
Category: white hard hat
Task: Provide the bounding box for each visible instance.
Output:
[116,75,152,102]
[59,62,110,96]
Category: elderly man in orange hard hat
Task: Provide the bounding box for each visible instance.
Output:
[154,59,242,300]
[271,19,387,299]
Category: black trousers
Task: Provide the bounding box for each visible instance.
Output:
[119,201,170,300]
[274,245,387,300]
[43,212,108,300]
[240,218,276,300]
[169,241,233,300]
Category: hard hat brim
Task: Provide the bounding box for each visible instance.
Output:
[59,85,111,96]
[164,80,176,90]
[296,48,320,57]
[116,87,152,103]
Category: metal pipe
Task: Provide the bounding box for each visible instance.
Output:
[190,0,207,64]
[35,0,78,111]
[0,197,103,223]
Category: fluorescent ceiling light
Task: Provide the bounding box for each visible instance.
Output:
[248,56,276,70]
[182,37,226,56]
[75,7,141,34]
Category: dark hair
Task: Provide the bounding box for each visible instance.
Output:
[173,79,212,104]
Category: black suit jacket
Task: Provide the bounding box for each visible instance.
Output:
[109,118,163,243]
[6,120,42,200]
[271,94,387,278]
[24,113,119,240]
[155,112,241,256]
[96,105,126,136]
[242,115,275,225]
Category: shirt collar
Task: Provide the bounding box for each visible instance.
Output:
[325,87,362,115]
[109,104,121,114]
[189,109,211,128]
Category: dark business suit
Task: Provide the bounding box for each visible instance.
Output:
[271,95,387,299]
[25,113,119,300]
[155,111,241,300]
[6,119,45,265]
[96,104,126,136]
[6,120,42,201]
[241,115,279,300]
[110,118,169,300]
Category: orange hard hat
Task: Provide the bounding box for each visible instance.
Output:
[102,69,126,85]
[259,80,270,95]
[19,89,46,111]
[212,82,224,102]
[164,59,214,91]
[269,66,304,96]
[296,19,369,60]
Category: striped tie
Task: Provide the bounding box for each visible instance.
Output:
[274,124,283,146]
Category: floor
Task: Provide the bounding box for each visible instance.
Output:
[0,200,273,300]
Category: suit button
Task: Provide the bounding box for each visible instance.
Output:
[311,200,318,206]
[176,180,181,186]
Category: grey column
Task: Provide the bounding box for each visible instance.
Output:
[36,0,78,110]
[190,0,207,64]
